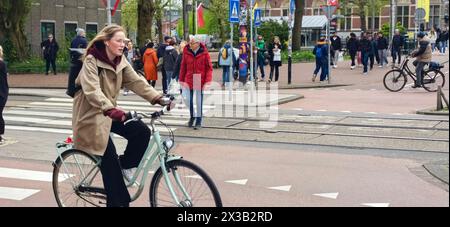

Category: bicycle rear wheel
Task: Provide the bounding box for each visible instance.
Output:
[149,159,222,207]
[422,69,445,92]
[383,69,407,92]
[52,149,106,207]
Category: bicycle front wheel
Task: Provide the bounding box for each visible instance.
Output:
[383,69,407,92]
[52,149,106,207]
[149,159,222,207]
[422,69,445,92]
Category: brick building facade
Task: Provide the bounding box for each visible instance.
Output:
[25,0,122,56]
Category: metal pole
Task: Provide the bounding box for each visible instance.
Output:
[390,0,396,48]
[250,1,254,82]
[169,0,172,36]
[195,0,198,35]
[192,0,196,34]
[183,0,189,40]
[107,0,112,25]
[288,0,292,85]
[230,23,234,83]
[371,0,375,31]
[327,6,331,84]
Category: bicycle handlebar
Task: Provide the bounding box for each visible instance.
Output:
[124,95,175,125]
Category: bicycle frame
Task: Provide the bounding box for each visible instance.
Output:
[395,57,418,83]
[55,117,189,206]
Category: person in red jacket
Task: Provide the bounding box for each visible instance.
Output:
[179,35,213,130]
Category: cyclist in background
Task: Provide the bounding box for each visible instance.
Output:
[410,32,432,88]
[72,24,168,207]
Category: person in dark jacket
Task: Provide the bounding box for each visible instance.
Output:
[157,36,173,94]
[41,33,59,75]
[346,33,359,69]
[267,36,283,83]
[330,32,342,68]
[377,33,389,67]
[173,41,187,81]
[66,28,88,97]
[0,45,8,144]
[438,27,448,54]
[312,37,329,82]
[391,29,404,66]
[368,34,378,70]
[162,40,179,91]
[359,32,371,75]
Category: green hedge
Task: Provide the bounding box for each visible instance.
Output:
[281,50,315,63]
[8,57,69,74]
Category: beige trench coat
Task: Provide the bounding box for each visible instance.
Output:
[72,54,162,156]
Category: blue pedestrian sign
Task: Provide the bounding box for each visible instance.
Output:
[254,8,262,27]
[290,0,296,15]
[229,0,239,23]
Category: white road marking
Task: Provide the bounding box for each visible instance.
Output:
[0,186,40,201]
[267,185,291,192]
[316,110,328,112]
[225,179,248,185]
[361,203,390,207]
[185,175,202,179]
[313,192,339,199]
[340,111,352,113]
[0,167,71,182]
[365,112,378,114]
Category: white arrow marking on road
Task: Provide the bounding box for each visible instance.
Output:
[0,186,40,201]
[361,203,390,207]
[225,179,248,185]
[267,185,291,192]
[313,192,339,199]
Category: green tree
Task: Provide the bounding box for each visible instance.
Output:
[122,0,138,37]
[258,20,289,50]
[292,0,305,51]
[381,22,406,37]
[0,0,32,62]
[340,0,389,32]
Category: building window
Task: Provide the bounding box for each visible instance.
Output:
[41,22,55,43]
[368,17,380,30]
[282,9,288,17]
[86,24,98,41]
[65,23,77,40]
[339,8,352,31]
[396,6,409,29]
[264,9,270,17]
[429,5,440,29]
[313,8,321,16]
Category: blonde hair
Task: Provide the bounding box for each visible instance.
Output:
[0,45,3,59]
[84,24,126,59]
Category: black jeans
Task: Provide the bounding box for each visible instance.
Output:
[269,65,280,81]
[45,58,56,74]
[100,120,151,207]
[0,104,5,135]
[349,51,357,66]
[392,49,401,64]
[161,68,168,94]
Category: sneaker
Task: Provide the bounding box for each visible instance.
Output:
[187,118,195,128]
[378,65,383,68]
[312,74,317,82]
[122,167,137,183]
[363,72,368,76]
[194,124,202,130]
[0,136,4,145]
[350,66,356,70]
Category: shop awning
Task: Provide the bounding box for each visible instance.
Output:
[302,16,328,29]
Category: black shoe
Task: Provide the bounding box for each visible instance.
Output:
[187,118,195,128]
[194,125,202,130]
[411,84,422,88]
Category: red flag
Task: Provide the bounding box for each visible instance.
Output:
[111,0,120,16]
[197,3,205,28]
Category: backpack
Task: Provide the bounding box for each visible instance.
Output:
[315,46,323,58]
[221,47,229,60]
[66,62,102,98]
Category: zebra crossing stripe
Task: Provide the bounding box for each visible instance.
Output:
[0,186,40,201]
[0,167,71,182]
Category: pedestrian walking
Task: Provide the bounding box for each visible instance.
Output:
[162,40,179,91]
[268,36,282,83]
[368,34,377,70]
[66,28,88,97]
[218,40,235,87]
[330,32,342,68]
[0,45,8,145]
[157,36,173,94]
[437,27,448,54]
[377,33,389,67]
[346,33,359,69]
[359,32,371,75]
[391,29,404,66]
[179,35,213,130]
[41,34,59,75]
[428,27,437,53]
[312,37,329,82]
[172,41,187,82]
[142,42,158,87]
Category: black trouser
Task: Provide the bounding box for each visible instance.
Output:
[349,51,357,66]
[369,54,375,69]
[269,65,280,81]
[45,58,56,74]
[148,80,156,87]
[100,120,151,207]
[0,103,5,135]
[161,68,168,94]
[392,48,401,64]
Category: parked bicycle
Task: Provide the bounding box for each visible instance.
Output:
[383,56,445,92]
[52,100,222,207]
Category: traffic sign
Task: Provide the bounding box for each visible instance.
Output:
[229,0,240,23]
[321,5,337,19]
[290,0,296,15]
[327,0,339,6]
[254,8,262,27]
[415,8,426,21]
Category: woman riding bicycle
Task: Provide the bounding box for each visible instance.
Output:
[410,32,432,88]
[72,24,168,207]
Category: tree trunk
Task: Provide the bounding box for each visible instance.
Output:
[358,3,367,32]
[156,14,163,44]
[137,0,155,47]
[292,0,304,51]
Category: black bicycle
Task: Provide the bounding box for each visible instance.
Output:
[383,56,445,92]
